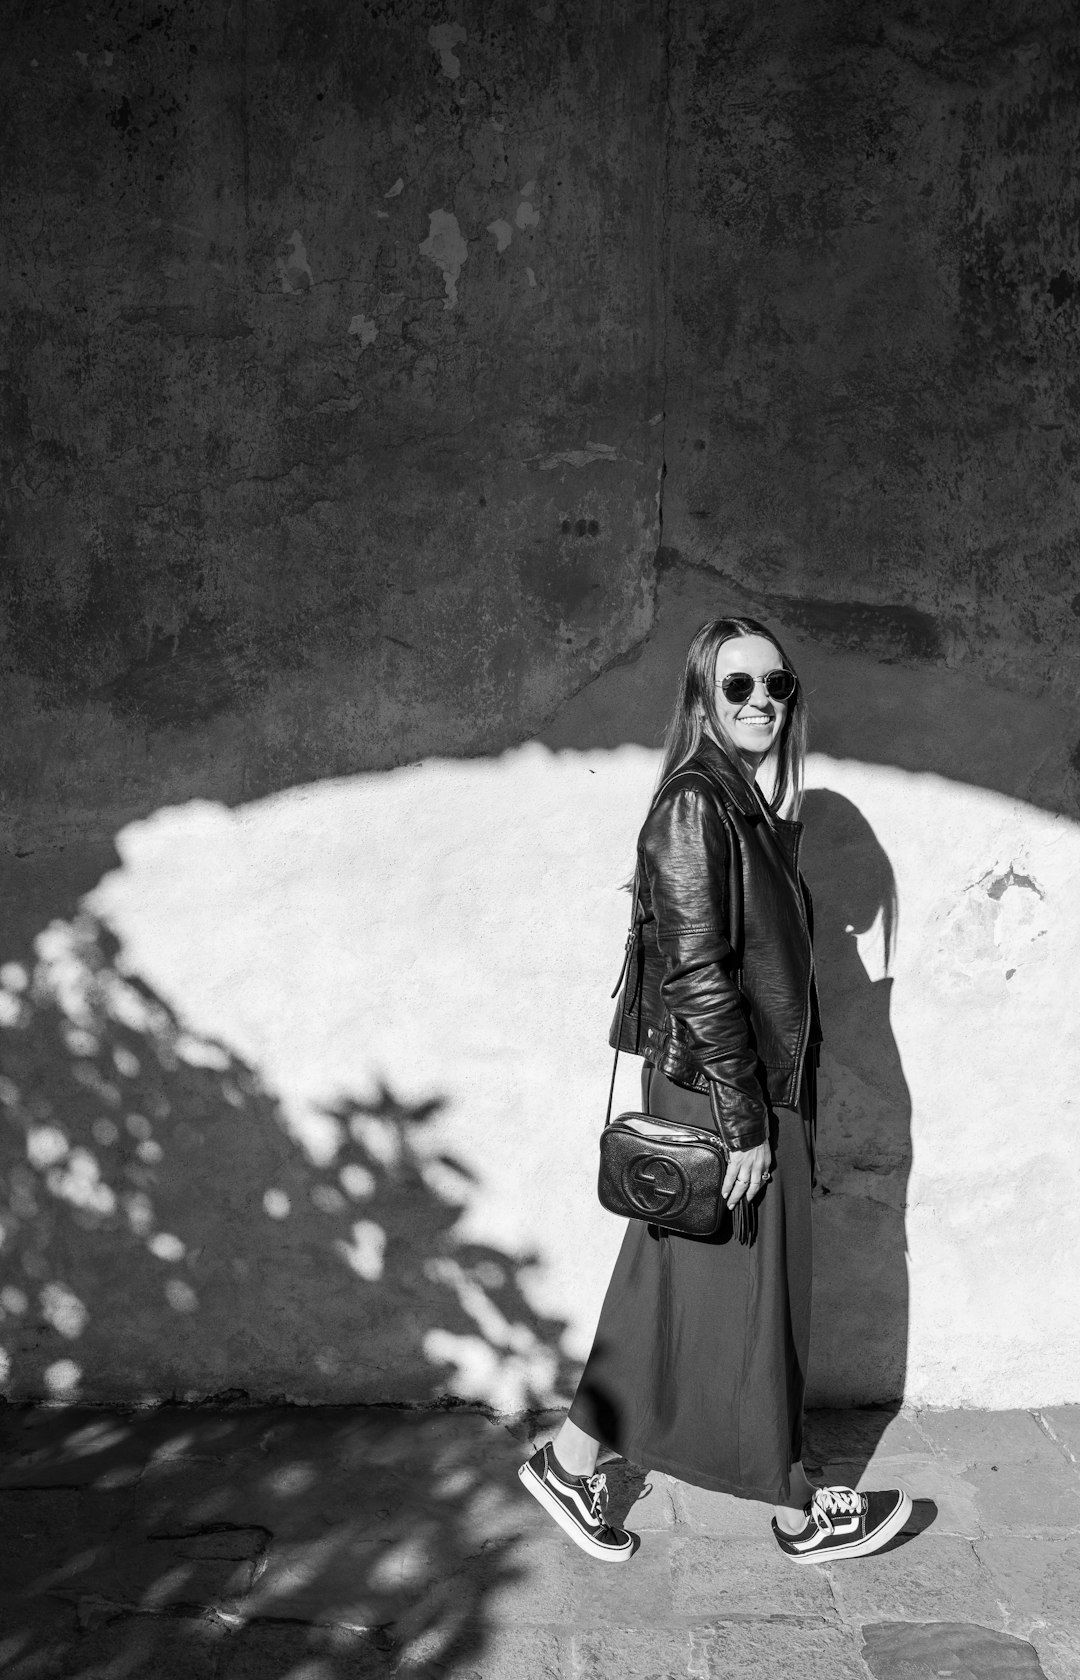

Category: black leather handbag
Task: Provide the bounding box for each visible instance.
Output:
[597,886,752,1243]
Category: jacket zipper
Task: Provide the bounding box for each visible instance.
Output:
[788,823,815,1106]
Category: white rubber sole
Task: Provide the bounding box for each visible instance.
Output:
[783,1487,913,1563]
[517,1460,635,1563]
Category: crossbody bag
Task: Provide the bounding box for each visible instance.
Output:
[596,869,755,1246]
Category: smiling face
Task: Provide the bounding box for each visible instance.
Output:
[711,634,791,770]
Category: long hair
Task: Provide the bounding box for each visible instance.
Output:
[655,616,808,817]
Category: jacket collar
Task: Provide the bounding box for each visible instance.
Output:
[688,736,763,817]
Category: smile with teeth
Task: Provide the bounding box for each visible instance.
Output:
[736,713,774,727]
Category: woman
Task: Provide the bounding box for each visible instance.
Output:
[519,616,910,1564]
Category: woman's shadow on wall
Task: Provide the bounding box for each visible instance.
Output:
[798,790,912,1477]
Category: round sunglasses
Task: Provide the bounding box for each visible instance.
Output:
[720,669,797,705]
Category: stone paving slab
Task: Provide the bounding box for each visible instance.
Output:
[1034,1636,1080,1680]
[860,1620,1050,1680]
[0,1485,138,1596]
[915,1408,1068,1469]
[573,1621,871,1680]
[671,1478,774,1536]
[977,1574,1080,1680]
[963,1459,1080,1536]
[974,1536,1080,1636]
[216,1618,395,1680]
[1038,1409,1080,1466]
[688,1621,883,1680]
[823,1534,1006,1628]
[0,1402,1078,1679]
[670,1535,836,1619]
[802,1407,929,1469]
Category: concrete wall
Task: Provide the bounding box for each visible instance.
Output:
[2,1,1079,1410]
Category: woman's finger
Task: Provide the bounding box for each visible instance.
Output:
[726,1170,752,1209]
[740,1167,771,1206]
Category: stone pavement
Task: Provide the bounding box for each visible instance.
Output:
[1,1403,1078,1680]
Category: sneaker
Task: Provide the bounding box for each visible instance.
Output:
[772,1483,912,1562]
[517,1443,636,1563]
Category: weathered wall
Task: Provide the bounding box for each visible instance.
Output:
[664,0,1080,713]
[2,1,1079,1411]
[1,0,665,817]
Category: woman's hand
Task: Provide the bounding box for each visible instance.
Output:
[722,1141,772,1208]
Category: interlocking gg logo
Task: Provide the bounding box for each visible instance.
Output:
[621,1153,692,1218]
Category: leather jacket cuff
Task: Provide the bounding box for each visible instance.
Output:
[707,1081,768,1153]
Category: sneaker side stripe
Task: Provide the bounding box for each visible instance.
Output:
[559,1478,603,1525]
[545,1476,603,1531]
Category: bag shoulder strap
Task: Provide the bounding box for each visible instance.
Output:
[604,875,642,1127]
[603,761,746,1141]
[602,764,693,1128]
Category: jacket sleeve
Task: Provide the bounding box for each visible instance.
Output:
[641,783,768,1151]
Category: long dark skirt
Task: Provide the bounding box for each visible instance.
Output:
[568,1064,814,1504]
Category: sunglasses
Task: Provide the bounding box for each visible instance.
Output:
[720,669,797,705]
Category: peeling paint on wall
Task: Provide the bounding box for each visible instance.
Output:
[515,201,540,231]
[348,315,378,347]
[384,178,404,198]
[982,865,1044,900]
[487,218,512,253]
[535,442,619,470]
[277,231,313,296]
[419,209,468,309]
[928,859,1051,997]
[429,23,467,80]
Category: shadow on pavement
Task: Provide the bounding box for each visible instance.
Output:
[0,912,576,1675]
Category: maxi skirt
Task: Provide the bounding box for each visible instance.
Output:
[567,1064,814,1504]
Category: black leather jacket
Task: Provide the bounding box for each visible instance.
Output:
[610,736,821,1152]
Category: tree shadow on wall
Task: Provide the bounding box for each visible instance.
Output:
[0,917,576,1676]
[799,790,911,1473]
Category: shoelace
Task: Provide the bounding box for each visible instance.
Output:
[811,1485,867,1532]
[583,1471,609,1520]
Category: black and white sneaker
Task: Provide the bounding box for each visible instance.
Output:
[772,1484,912,1562]
[517,1443,636,1563]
